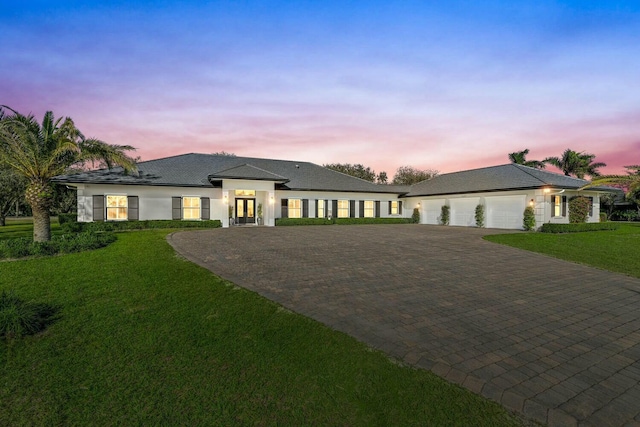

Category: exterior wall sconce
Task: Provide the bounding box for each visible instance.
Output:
[223,195,228,204]
[529,199,535,206]
[417,203,421,208]
[269,195,275,204]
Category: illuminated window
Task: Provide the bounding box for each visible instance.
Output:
[288,199,301,218]
[235,190,255,196]
[337,200,349,218]
[390,201,399,215]
[317,200,325,218]
[364,200,374,218]
[183,197,201,219]
[106,195,127,220]
[554,196,561,217]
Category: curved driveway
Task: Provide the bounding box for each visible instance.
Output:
[168,225,640,427]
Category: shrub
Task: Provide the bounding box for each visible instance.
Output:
[540,222,620,233]
[334,218,411,225]
[275,217,412,226]
[57,213,77,225]
[0,291,58,339]
[65,219,222,233]
[523,206,536,231]
[276,218,334,226]
[475,204,485,228]
[439,205,450,225]
[0,232,117,260]
[569,196,590,223]
[599,212,607,223]
[611,210,640,222]
[412,208,420,224]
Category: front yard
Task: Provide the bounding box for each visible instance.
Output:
[0,226,521,426]
[484,223,640,278]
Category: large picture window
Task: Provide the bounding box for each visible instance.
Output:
[106,195,127,220]
[183,197,201,219]
[337,200,349,218]
[363,200,374,218]
[288,199,302,218]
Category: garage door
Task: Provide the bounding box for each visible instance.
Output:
[450,198,479,226]
[423,199,444,224]
[486,196,525,229]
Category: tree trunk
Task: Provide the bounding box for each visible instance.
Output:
[32,203,51,242]
[0,216,5,226]
[25,180,53,242]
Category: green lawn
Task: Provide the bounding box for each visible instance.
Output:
[1,217,62,240]
[485,223,640,279]
[0,226,521,426]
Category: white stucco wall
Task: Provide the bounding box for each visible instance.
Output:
[275,191,405,219]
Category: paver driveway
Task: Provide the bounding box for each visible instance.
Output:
[168,225,640,427]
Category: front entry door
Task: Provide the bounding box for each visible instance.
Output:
[235,198,255,224]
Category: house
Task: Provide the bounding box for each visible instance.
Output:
[53,153,607,230]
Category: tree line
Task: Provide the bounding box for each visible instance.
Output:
[322,163,438,186]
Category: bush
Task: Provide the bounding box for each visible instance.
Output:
[276,218,334,226]
[540,222,620,233]
[334,218,411,225]
[0,291,58,339]
[599,212,607,223]
[611,210,639,222]
[439,205,450,225]
[569,196,590,223]
[64,219,222,233]
[412,208,420,224]
[0,232,117,260]
[275,217,412,226]
[523,206,536,231]
[57,213,77,225]
[475,204,485,228]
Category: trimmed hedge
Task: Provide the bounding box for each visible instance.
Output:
[57,213,77,225]
[540,222,620,233]
[0,232,117,259]
[276,217,411,226]
[62,219,222,233]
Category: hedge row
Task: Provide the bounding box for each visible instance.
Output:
[275,217,412,226]
[0,232,117,259]
[540,222,620,233]
[62,219,222,233]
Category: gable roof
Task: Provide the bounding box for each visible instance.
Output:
[405,163,593,197]
[53,153,404,194]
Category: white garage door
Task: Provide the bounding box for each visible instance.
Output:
[486,196,525,229]
[423,199,445,224]
[450,198,479,226]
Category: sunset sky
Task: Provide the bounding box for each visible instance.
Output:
[2,1,638,176]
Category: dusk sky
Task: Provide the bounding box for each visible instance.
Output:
[2,1,638,176]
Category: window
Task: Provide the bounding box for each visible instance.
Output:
[364,200,374,218]
[390,201,399,215]
[183,197,201,219]
[288,199,301,218]
[106,195,127,220]
[317,200,325,218]
[554,196,561,217]
[235,190,255,196]
[337,200,349,218]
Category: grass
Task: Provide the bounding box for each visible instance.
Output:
[1,217,62,240]
[485,223,640,279]
[0,224,522,426]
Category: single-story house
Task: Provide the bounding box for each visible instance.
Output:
[53,153,607,230]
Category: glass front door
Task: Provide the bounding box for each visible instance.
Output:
[235,198,255,224]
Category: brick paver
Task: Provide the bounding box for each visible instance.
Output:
[168,225,640,426]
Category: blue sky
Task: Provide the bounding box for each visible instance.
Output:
[2,1,638,175]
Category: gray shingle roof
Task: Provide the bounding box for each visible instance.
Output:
[53,153,404,194]
[405,164,592,197]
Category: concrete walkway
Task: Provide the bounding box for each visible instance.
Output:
[168,225,640,426]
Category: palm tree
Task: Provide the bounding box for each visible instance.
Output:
[0,106,137,241]
[544,149,606,179]
[508,149,545,169]
[582,165,640,212]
